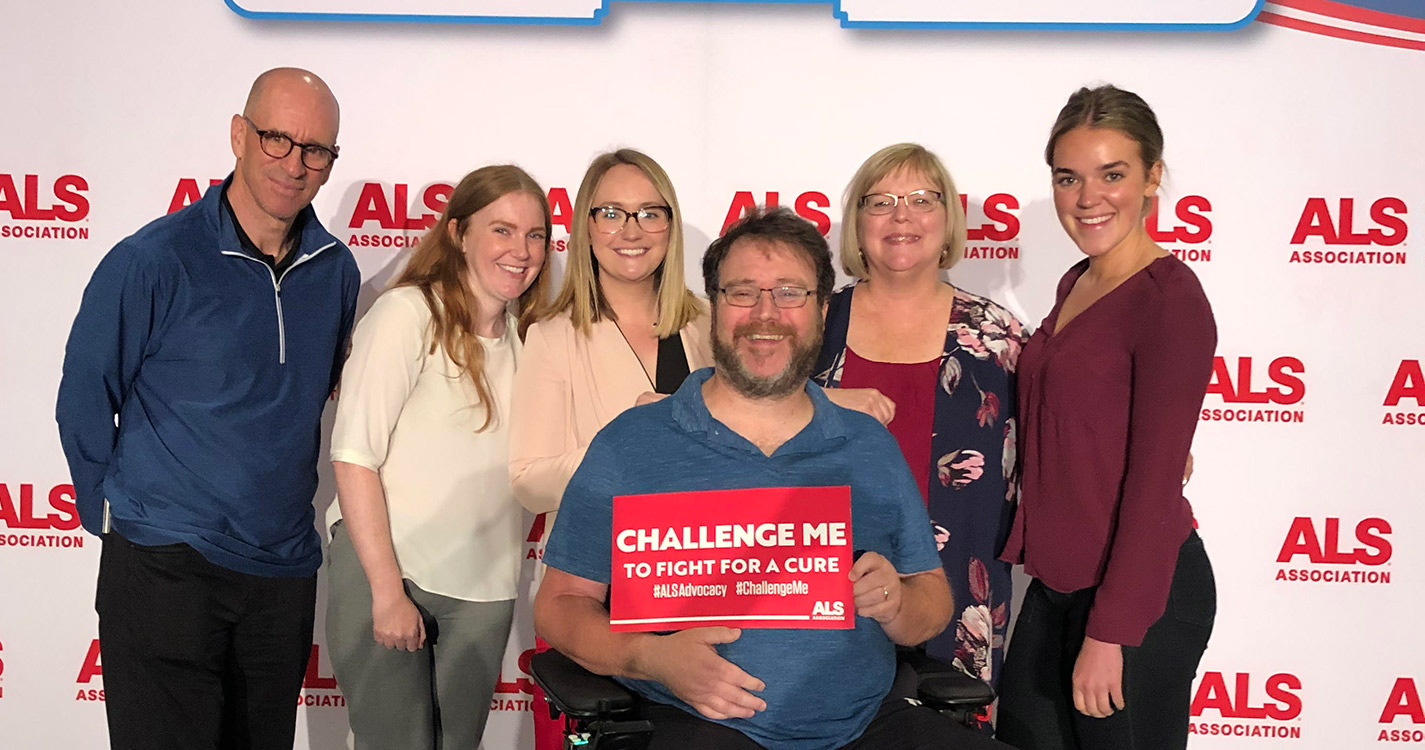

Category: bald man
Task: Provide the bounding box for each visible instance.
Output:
[56,68,360,750]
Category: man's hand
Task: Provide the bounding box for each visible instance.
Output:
[633,627,766,720]
[822,387,896,426]
[372,591,426,652]
[849,552,903,623]
[1072,636,1125,718]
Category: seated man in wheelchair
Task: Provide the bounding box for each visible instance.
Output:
[534,208,1007,750]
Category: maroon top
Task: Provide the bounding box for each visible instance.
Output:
[839,347,938,505]
[1001,255,1215,647]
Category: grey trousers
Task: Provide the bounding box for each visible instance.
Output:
[326,523,515,750]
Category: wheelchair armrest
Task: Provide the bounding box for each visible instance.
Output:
[529,649,639,720]
[917,669,996,710]
[896,646,996,710]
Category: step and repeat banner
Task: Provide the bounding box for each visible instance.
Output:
[2,1,1424,748]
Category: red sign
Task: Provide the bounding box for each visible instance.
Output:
[610,486,853,632]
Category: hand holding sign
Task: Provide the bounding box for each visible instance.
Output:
[850,552,905,624]
[611,486,854,631]
[634,627,767,720]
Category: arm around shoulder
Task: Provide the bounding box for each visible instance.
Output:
[509,319,587,514]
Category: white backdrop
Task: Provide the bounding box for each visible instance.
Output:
[2,1,1424,748]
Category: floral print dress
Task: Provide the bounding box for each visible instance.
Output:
[813,283,1028,689]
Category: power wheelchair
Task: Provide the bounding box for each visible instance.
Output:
[529,644,996,750]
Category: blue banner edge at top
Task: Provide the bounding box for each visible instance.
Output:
[222,0,1268,31]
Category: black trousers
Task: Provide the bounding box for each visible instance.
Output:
[96,532,318,750]
[640,663,1011,750]
[996,531,1216,750]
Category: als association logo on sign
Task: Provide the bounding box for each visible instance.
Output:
[75,639,104,702]
[1383,360,1425,427]
[345,182,572,252]
[1289,197,1408,265]
[1200,356,1306,424]
[300,645,346,708]
[1276,517,1392,585]
[1147,195,1213,262]
[0,174,90,241]
[1379,677,1425,743]
[491,648,537,713]
[1190,671,1303,739]
[0,483,85,549]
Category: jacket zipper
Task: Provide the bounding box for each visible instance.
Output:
[221,241,337,365]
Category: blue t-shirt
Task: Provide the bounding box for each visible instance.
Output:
[543,367,942,750]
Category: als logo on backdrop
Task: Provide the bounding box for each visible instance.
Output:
[1382,360,1425,427]
[300,646,346,708]
[0,174,90,241]
[1379,677,1425,743]
[345,182,572,253]
[1147,195,1213,263]
[1275,516,1393,585]
[1190,670,1304,740]
[0,483,85,550]
[1201,356,1307,424]
[1288,197,1409,266]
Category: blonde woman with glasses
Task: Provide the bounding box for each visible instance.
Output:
[812,144,1028,724]
[509,149,712,750]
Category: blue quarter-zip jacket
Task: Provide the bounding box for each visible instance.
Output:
[55,176,359,577]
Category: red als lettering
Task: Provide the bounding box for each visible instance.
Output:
[722,191,779,236]
[1354,518,1393,565]
[1291,197,1408,245]
[1190,671,1234,717]
[963,194,1021,242]
[0,484,81,530]
[303,645,337,689]
[0,174,90,221]
[526,513,548,544]
[167,178,224,214]
[1276,517,1324,563]
[422,183,452,223]
[495,648,536,695]
[0,175,20,219]
[1264,673,1304,721]
[1277,517,1392,564]
[547,187,573,236]
[793,192,831,235]
[1146,196,1212,243]
[1385,361,1425,407]
[1190,672,1301,720]
[77,639,103,683]
[1369,198,1408,246]
[52,175,90,221]
[1206,357,1304,405]
[1380,678,1425,724]
[349,183,394,229]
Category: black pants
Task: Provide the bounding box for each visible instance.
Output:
[96,532,318,750]
[996,531,1215,750]
[641,663,1011,750]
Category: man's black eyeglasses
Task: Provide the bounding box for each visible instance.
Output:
[242,116,339,171]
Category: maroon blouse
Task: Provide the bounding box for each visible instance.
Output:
[839,347,938,505]
[1001,255,1216,647]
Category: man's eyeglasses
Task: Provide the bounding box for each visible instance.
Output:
[858,190,944,216]
[589,205,672,234]
[718,285,814,309]
[242,116,339,171]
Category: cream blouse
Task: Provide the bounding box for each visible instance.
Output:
[509,310,713,538]
[327,285,523,602]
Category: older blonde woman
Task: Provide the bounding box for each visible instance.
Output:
[509,148,712,750]
[814,144,1026,706]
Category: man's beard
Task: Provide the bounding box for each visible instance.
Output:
[710,308,823,399]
